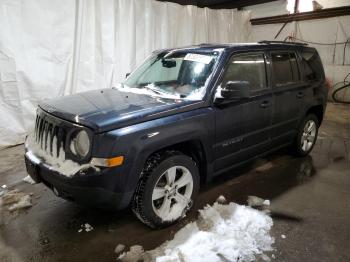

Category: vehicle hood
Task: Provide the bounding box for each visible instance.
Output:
[39,88,203,133]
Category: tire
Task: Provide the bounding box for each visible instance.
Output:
[292,114,319,157]
[131,150,200,228]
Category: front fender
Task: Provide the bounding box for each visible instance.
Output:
[91,107,215,202]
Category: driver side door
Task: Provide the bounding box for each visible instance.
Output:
[213,51,273,174]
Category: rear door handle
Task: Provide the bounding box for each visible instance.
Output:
[260,101,271,108]
[296,92,304,98]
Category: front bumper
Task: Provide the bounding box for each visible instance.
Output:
[24,151,133,210]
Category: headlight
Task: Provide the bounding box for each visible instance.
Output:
[72,130,90,158]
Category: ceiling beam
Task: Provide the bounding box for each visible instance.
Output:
[251,5,350,25]
[156,0,279,9]
[205,0,279,9]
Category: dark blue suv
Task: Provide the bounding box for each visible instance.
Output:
[25,41,327,228]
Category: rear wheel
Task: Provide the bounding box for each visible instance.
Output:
[292,114,319,156]
[132,150,200,228]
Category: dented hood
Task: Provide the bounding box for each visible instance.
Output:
[39,88,202,133]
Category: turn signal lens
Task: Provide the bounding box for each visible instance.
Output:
[90,156,124,167]
[107,156,124,167]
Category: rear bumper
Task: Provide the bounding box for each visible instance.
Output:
[24,151,133,210]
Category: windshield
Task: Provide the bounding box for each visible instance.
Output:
[122,50,221,100]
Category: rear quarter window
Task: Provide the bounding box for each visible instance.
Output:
[300,51,324,82]
[271,52,300,86]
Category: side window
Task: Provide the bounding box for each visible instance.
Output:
[221,53,267,91]
[301,51,323,82]
[271,52,300,86]
[289,53,300,82]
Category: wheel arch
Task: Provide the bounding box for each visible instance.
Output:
[153,139,208,184]
[122,134,211,207]
[306,104,324,125]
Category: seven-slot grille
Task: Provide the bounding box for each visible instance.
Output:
[34,113,67,158]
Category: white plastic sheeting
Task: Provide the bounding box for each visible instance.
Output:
[0,0,252,149]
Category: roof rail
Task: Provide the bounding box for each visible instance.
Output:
[258,40,308,46]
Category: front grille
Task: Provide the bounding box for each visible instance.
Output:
[34,113,67,159]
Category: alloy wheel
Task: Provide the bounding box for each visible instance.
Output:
[152,166,193,221]
[301,119,317,152]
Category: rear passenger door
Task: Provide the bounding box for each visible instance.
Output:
[213,52,273,173]
[269,51,305,146]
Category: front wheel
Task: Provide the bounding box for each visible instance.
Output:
[292,114,319,157]
[132,151,200,228]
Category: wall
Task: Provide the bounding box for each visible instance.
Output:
[0,0,252,149]
[316,0,350,9]
[245,0,288,18]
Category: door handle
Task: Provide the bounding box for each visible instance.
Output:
[260,101,271,108]
[296,92,304,98]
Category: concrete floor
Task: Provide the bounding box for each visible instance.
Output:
[0,103,349,262]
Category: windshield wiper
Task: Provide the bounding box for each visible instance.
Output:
[144,85,165,95]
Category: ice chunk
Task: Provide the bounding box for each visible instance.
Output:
[216,195,226,204]
[114,244,126,254]
[84,223,93,232]
[281,234,286,239]
[255,162,274,173]
[263,199,271,206]
[1,189,33,211]
[78,223,94,232]
[7,195,32,211]
[118,245,144,262]
[2,189,29,205]
[247,195,271,207]
[23,175,36,185]
[261,254,271,261]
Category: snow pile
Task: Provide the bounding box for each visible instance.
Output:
[1,189,32,211]
[114,84,180,100]
[185,86,206,100]
[119,200,274,262]
[25,134,99,177]
[114,83,206,101]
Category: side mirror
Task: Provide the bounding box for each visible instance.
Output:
[126,73,130,78]
[221,81,250,100]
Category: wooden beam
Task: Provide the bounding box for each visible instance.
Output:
[205,0,279,9]
[251,5,350,25]
[294,0,299,14]
[156,0,279,9]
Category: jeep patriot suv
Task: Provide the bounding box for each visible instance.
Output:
[25,41,327,228]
